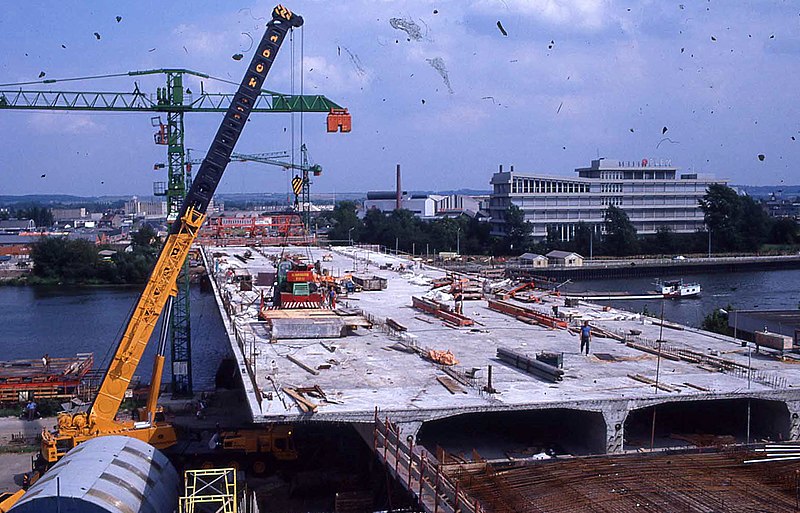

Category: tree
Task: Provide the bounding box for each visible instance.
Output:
[769,217,800,245]
[602,205,639,256]
[16,206,53,228]
[701,307,732,336]
[327,201,363,242]
[571,221,594,256]
[738,195,770,250]
[652,225,676,255]
[361,208,388,245]
[30,237,100,283]
[505,204,531,254]
[699,184,742,252]
[131,224,158,250]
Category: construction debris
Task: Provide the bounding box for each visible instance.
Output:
[427,349,459,366]
[282,386,318,412]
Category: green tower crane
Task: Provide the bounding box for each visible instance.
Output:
[0,69,350,396]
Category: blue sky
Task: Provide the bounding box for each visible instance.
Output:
[1,1,798,196]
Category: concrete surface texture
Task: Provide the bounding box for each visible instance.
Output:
[203,245,800,454]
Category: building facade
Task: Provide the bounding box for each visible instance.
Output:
[489,159,725,241]
[364,192,485,219]
[124,197,168,219]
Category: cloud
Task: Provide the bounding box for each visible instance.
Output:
[301,54,373,94]
[27,113,100,134]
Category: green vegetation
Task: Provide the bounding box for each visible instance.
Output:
[28,225,159,285]
[602,206,640,256]
[699,184,776,252]
[701,307,733,336]
[0,206,53,226]
[322,203,493,255]
[0,398,64,418]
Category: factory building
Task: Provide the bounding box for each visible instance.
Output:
[489,158,725,241]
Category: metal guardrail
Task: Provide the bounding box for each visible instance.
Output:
[373,414,485,513]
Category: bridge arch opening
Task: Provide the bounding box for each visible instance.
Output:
[624,398,790,450]
[416,409,606,459]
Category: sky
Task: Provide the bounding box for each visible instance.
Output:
[1,0,798,197]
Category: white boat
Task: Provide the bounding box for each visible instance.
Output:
[655,279,701,298]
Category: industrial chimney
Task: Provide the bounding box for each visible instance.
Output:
[396,164,402,210]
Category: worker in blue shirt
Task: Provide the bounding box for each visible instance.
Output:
[580,320,592,355]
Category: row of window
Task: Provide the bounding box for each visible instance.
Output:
[511,179,590,195]
[600,197,623,206]
[600,183,623,193]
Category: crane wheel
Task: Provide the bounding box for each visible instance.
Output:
[251,459,267,475]
[200,461,215,470]
[227,460,241,471]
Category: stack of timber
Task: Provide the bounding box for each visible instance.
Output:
[412,296,474,326]
[497,347,564,382]
[0,353,93,403]
[260,308,372,339]
[487,298,568,329]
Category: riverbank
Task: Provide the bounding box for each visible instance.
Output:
[510,254,800,280]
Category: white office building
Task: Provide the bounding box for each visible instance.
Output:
[489,159,725,241]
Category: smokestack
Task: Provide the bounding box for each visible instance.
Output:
[499,164,503,172]
[511,165,514,172]
[396,164,402,210]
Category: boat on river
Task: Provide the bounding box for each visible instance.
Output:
[655,279,701,298]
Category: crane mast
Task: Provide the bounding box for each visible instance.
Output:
[41,4,305,464]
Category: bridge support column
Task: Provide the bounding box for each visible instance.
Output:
[396,420,423,443]
[786,401,800,441]
[603,407,628,454]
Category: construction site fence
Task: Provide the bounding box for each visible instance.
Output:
[373,415,485,513]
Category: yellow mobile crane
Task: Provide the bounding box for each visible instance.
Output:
[39,5,316,466]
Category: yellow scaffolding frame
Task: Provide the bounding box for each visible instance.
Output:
[179,468,238,513]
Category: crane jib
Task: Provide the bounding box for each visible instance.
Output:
[170,9,303,234]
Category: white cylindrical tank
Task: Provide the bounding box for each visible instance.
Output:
[10,435,179,513]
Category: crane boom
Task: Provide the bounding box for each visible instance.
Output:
[42,4,305,464]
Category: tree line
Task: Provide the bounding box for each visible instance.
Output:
[28,225,159,285]
[320,185,800,257]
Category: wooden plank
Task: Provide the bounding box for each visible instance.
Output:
[626,341,681,361]
[286,354,320,376]
[282,386,317,412]
[683,382,711,392]
[627,373,679,393]
[437,375,466,395]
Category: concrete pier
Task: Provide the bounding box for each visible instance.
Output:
[203,245,800,457]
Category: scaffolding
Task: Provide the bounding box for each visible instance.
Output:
[179,468,238,513]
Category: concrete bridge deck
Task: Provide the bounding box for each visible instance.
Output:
[202,245,800,456]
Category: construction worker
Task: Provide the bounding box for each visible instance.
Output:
[580,320,592,355]
[329,288,337,308]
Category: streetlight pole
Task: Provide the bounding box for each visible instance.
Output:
[348,227,354,246]
[456,227,461,255]
[707,228,712,258]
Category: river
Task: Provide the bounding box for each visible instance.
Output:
[0,284,228,390]
[0,269,797,389]
[561,269,800,328]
